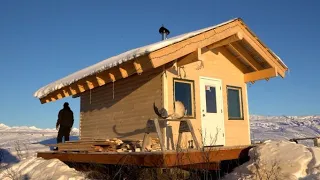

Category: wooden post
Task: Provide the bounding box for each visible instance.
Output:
[176,132,183,151]
[186,120,200,150]
[175,120,200,150]
[141,119,166,152]
[141,133,149,152]
[154,119,166,152]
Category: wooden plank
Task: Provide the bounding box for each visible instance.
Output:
[179,162,220,171]
[244,68,278,82]
[163,147,252,167]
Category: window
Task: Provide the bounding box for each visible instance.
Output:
[227,86,244,120]
[173,79,195,117]
[205,86,217,113]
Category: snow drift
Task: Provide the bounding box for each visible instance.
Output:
[224,140,320,180]
[0,157,85,180]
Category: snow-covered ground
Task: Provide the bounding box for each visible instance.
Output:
[251,115,320,143]
[0,158,85,180]
[0,124,81,179]
[1,115,320,179]
[0,123,79,163]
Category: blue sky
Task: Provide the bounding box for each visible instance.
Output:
[0,0,319,128]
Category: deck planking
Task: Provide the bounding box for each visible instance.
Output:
[37,145,253,168]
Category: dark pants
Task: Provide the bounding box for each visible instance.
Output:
[57,126,71,143]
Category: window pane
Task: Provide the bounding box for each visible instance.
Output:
[228,88,242,119]
[175,82,192,116]
[205,86,217,113]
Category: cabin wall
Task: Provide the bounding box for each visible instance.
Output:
[165,48,250,148]
[79,68,163,140]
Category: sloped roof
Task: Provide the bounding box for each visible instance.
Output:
[34,19,241,99]
[34,18,288,101]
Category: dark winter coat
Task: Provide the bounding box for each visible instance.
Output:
[56,107,74,128]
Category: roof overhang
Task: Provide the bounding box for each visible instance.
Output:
[34,18,288,104]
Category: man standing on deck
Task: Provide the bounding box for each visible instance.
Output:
[56,102,74,144]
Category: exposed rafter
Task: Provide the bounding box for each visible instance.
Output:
[241,33,286,77]
[133,60,143,74]
[119,66,128,78]
[39,55,154,104]
[228,42,264,71]
[218,47,250,73]
[204,32,243,52]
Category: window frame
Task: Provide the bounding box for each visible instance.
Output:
[173,78,196,118]
[226,85,244,120]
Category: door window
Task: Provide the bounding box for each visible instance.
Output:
[205,85,217,113]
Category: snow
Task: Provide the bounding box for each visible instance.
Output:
[0,123,79,164]
[0,157,85,180]
[0,123,81,179]
[1,115,318,179]
[224,140,320,180]
[270,50,288,69]
[0,124,9,130]
[34,18,240,99]
[250,115,320,145]
[222,115,320,179]
[0,123,79,134]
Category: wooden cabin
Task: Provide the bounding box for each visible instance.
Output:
[34,18,288,149]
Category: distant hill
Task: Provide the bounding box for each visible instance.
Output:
[250,115,320,142]
[0,123,79,134]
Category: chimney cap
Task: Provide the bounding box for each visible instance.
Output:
[159,25,170,35]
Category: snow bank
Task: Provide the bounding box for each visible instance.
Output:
[0,157,85,180]
[224,140,320,180]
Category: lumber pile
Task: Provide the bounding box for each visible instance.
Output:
[55,138,161,153]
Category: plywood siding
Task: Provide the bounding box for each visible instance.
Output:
[165,48,250,148]
[79,68,163,140]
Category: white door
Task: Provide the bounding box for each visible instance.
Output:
[200,77,225,146]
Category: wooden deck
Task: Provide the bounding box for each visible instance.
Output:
[37,145,253,168]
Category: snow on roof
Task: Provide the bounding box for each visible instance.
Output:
[34,18,238,99]
[34,18,285,99]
